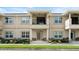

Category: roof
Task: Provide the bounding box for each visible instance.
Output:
[0,7,79,13]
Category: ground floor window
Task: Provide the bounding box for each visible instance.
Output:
[53,31,63,39]
[5,31,13,38]
[21,31,30,39]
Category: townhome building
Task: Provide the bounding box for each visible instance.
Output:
[0,10,79,44]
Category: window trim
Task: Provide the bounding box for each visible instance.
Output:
[4,16,14,24]
[21,31,30,39]
[5,31,13,39]
[54,16,62,24]
[21,16,30,24]
[53,31,63,39]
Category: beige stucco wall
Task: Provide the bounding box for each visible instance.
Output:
[2,29,30,39]
[2,16,31,29]
[1,12,79,40]
[49,13,68,38]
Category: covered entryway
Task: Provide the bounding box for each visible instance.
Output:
[68,29,79,42]
[32,29,48,41]
[37,30,41,40]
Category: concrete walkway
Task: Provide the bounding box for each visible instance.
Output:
[71,41,79,44]
[30,40,51,44]
[30,40,79,44]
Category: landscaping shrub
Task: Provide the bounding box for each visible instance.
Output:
[49,38,62,43]
[42,38,46,41]
[61,37,69,43]
[1,39,11,44]
[0,38,30,44]
[32,38,36,41]
[49,38,69,43]
[15,39,30,44]
[75,37,79,41]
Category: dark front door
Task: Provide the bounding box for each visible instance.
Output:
[71,32,75,40]
[37,17,46,24]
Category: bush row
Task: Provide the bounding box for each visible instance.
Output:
[0,38,30,44]
[48,38,69,43]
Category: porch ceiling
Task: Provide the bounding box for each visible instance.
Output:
[62,10,79,16]
[29,10,49,14]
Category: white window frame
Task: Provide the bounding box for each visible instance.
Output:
[5,31,13,39]
[21,16,30,24]
[4,17,14,24]
[54,16,62,24]
[53,31,63,39]
[21,31,30,39]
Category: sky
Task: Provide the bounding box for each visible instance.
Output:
[0,7,79,13]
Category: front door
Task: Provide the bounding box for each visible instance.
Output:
[37,31,41,40]
[71,32,75,40]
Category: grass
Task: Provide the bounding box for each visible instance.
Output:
[0,44,79,49]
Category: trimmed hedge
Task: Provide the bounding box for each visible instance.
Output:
[75,37,79,41]
[0,38,30,44]
[42,38,46,41]
[32,38,37,41]
[49,37,69,43]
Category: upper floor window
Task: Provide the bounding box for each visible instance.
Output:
[72,17,79,24]
[21,31,30,38]
[21,16,30,24]
[5,31,13,38]
[5,17,14,24]
[54,16,62,24]
[53,31,63,39]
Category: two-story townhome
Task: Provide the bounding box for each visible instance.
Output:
[0,10,79,44]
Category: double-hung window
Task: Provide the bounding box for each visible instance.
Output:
[54,16,62,24]
[21,32,30,38]
[5,17,13,24]
[21,16,30,24]
[5,31,13,38]
[53,31,63,39]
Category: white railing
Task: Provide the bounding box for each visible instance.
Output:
[31,25,49,29]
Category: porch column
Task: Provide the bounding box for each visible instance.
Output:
[30,15,32,24]
[69,13,72,42]
[47,29,49,41]
[69,29,71,42]
[46,14,49,25]
[30,29,32,41]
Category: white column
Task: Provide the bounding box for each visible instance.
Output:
[69,29,71,42]
[30,15,32,25]
[69,13,72,42]
[46,14,49,25]
[69,13,71,25]
[47,29,49,41]
[30,29,32,41]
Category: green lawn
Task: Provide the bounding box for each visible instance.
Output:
[0,44,79,49]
